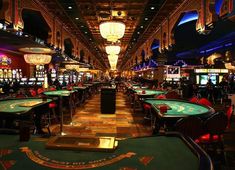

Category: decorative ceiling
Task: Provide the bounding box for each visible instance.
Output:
[37,0,184,70]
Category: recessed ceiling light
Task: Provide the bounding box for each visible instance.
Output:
[140,25,144,28]
[137,32,140,34]
[75,17,79,20]
[68,6,72,9]
[145,17,148,21]
[81,25,84,28]
[85,32,88,34]
[150,6,155,10]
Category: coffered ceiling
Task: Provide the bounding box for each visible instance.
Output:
[37,0,184,70]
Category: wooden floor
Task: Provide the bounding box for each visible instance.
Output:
[50,92,152,138]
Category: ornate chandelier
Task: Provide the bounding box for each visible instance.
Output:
[108,54,118,63]
[24,54,52,65]
[105,45,121,55]
[99,21,125,42]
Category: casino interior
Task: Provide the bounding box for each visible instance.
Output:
[0,0,235,169]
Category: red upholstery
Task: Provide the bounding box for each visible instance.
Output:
[189,97,199,103]
[156,94,166,99]
[198,133,219,142]
[226,105,233,128]
[29,90,37,97]
[143,103,151,110]
[37,88,44,95]
[50,87,56,91]
[49,102,57,108]
[198,98,212,107]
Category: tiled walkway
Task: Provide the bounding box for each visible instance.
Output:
[51,92,152,138]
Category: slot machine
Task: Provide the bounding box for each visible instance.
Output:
[28,78,36,86]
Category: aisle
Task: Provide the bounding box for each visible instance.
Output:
[50,92,152,138]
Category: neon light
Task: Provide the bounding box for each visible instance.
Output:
[178,11,198,26]
[215,0,223,15]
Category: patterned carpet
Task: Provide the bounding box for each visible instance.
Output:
[50,92,152,138]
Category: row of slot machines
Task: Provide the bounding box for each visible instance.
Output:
[0,69,23,82]
[19,77,45,86]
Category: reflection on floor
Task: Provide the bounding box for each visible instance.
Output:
[50,92,152,138]
[49,92,235,169]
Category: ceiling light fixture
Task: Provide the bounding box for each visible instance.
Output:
[99,21,125,42]
[150,7,155,10]
[24,54,52,65]
[105,45,121,55]
[68,6,72,9]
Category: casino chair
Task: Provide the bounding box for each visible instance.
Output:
[156,94,166,99]
[189,97,199,103]
[29,89,37,97]
[174,116,205,140]
[198,98,212,107]
[197,112,228,152]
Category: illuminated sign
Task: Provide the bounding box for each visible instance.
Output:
[0,55,12,67]
[195,69,208,73]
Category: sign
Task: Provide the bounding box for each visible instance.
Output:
[0,55,11,68]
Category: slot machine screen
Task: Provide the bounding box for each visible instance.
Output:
[200,75,208,85]
[209,75,217,85]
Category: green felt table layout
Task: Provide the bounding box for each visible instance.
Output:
[135,89,165,97]
[144,99,214,118]
[0,98,52,115]
[0,133,212,170]
[43,90,75,97]
[73,86,87,90]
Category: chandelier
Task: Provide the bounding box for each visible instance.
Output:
[108,54,118,63]
[24,54,52,65]
[105,45,121,55]
[99,21,125,42]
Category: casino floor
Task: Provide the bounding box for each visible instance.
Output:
[0,92,235,170]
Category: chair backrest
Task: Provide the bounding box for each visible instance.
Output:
[37,88,44,95]
[198,98,212,107]
[165,90,181,99]
[29,90,37,97]
[155,94,166,99]
[189,97,198,103]
[174,116,204,140]
[226,106,233,128]
[204,112,227,135]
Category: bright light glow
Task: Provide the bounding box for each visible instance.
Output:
[105,45,121,55]
[99,21,125,42]
[108,54,118,70]
[65,64,80,71]
[108,54,118,63]
[24,54,52,65]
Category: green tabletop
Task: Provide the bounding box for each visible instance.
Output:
[44,90,75,97]
[145,99,214,118]
[73,86,87,90]
[0,98,52,114]
[0,133,212,170]
[135,89,165,96]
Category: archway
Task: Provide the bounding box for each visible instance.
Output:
[173,11,201,52]
[64,38,74,58]
[22,9,51,43]
[79,50,85,62]
[151,39,160,59]
[141,50,145,62]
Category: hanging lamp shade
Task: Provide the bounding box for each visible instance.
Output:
[24,54,52,65]
[99,21,125,42]
[108,54,118,63]
[105,45,121,55]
